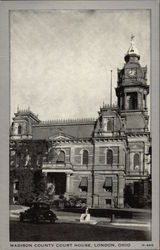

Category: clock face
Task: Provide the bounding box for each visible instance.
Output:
[126,68,136,77]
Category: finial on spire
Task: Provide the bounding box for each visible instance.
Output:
[130,34,135,46]
[125,34,140,62]
[131,33,135,41]
[17,105,19,112]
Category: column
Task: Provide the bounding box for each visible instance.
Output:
[138,92,142,109]
[145,95,147,109]
[118,175,125,208]
[120,96,122,109]
[124,93,127,110]
[66,173,70,193]
[143,93,145,109]
[112,177,118,208]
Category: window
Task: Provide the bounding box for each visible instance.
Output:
[105,199,111,207]
[16,152,21,167]
[79,177,88,192]
[48,148,56,162]
[82,150,89,165]
[13,196,18,203]
[107,120,112,131]
[15,181,19,190]
[13,181,19,191]
[134,153,140,170]
[143,94,146,109]
[18,124,22,135]
[103,177,112,192]
[107,149,113,165]
[126,92,138,110]
[56,150,65,163]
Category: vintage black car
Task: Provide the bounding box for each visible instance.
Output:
[19,202,58,223]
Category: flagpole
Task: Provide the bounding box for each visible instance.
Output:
[110,69,112,106]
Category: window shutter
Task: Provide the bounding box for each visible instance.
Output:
[104,177,112,187]
[80,177,88,187]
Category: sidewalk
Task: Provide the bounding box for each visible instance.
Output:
[10,207,151,231]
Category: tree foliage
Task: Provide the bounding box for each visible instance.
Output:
[10,169,46,206]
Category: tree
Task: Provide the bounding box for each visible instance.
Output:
[17,169,35,205]
[33,170,46,198]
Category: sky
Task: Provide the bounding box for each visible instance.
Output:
[10,9,150,121]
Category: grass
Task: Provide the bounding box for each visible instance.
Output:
[10,221,151,241]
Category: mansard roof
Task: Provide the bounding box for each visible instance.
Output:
[32,118,96,140]
[14,108,40,124]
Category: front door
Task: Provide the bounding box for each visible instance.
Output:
[47,173,66,195]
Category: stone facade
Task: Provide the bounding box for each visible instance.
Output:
[10,39,151,208]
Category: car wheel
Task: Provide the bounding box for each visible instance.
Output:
[20,214,24,222]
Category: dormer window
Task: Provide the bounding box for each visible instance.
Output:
[134,153,140,170]
[18,124,22,135]
[107,120,112,131]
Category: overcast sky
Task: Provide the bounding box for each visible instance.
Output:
[10,9,150,121]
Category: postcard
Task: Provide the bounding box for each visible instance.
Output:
[0,1,159,250]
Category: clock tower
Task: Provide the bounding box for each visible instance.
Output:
[116,36,149,132]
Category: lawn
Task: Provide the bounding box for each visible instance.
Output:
[10,221,151,241]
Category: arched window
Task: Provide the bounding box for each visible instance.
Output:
[107,149,113,165]
[134,153,140,169]
[127,92,138,110]
[57,150,65,164]
[107,120,112,131]
[18,124,22,135]
[82,150,89,165]
[48,148,56,162]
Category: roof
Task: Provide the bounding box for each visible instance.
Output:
[126,43,139,56]
[125,36,140,57]
[14,109,40,123]
[32,118,96,140]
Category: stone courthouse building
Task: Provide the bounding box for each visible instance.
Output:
[10,38,151,208]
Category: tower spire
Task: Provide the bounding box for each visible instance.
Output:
[125,35,140,62]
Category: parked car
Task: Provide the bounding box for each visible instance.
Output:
[19,202,58,223]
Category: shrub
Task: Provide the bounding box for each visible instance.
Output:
[64,195,87,208]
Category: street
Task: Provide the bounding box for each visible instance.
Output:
[10,220,151,241]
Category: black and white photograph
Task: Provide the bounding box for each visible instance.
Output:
[0,1,159,250]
